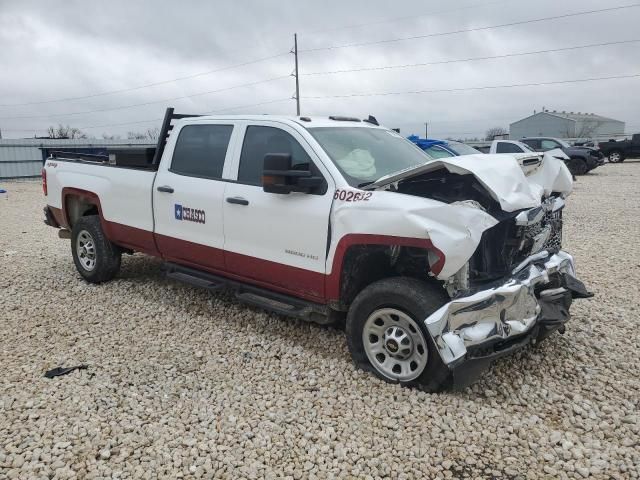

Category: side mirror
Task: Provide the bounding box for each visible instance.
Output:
[262,153,324,194]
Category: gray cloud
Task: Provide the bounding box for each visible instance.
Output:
[1,0,638,139]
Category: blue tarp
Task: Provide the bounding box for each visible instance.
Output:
[407,135,447,150]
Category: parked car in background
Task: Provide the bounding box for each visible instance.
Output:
[521,137,604,175]
[407,136,482,158]
[597,134,640,163]
[409,137,569,177]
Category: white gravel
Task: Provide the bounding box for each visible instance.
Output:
[1,162,639,479]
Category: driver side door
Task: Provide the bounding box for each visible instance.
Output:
[222,122,334,301]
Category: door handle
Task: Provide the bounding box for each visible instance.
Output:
[226,196,249,206]
[157,185,174,193]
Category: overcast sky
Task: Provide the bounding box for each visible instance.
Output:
[0,0,639,139]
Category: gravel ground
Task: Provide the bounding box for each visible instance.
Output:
[0,162,639,480]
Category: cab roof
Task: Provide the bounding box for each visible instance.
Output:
[183,114,385,129]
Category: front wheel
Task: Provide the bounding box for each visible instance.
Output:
[345,277,451,392]
[71,215,121,283]
[566,158,588,176]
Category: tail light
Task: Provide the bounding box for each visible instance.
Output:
[42,168,47,196]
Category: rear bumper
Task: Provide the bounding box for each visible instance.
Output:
[424,251,592,387]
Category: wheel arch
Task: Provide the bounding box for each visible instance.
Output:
[61,187,105,230]
[326,235,446,309]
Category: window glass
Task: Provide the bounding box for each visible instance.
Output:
[308,127,432,187]
[424,145,455,158]
[171,125,233,178]
[520,142,536,152]
[496,142,524,153]
[540,139,560,151]
[522,139,539,150]
[446,141,481,155]
[238,126,313,185]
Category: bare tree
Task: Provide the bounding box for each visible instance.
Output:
[101,133,121,140]
[145,127,160,141]
[127,131,147,140]
[126,128,159,141]
[47,124,87,139]
[484,126,508,141]
[561,120,605,139]
[575,121,604,139]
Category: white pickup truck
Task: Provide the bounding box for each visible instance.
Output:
[43,109,591,391]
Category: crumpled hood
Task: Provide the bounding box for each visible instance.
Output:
[370,153,573,212]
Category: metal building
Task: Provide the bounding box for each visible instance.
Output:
[0,138,154,180]
[509,110,626,139]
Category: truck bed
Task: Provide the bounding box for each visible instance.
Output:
[48,147,158,170]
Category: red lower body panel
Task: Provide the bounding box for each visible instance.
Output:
[53,190,445,305]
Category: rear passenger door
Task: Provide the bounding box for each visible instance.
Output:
[222,122,334,300]
[153,122,238,271]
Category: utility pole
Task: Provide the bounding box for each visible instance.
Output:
[293,33,301,116]
[425,122,428,138]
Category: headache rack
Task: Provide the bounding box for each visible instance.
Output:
[46,107,201,170]
[151,107,203,167]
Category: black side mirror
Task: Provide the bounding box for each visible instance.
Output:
[262,153,324,194]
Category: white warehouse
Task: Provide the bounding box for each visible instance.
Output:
[509,110,625,139]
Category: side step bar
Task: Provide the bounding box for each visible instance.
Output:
[162,262,333,325]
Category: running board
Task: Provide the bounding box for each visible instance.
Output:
[165,271,224,291]
[162,262,332,324]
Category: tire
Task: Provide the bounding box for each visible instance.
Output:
[345,277,451,392]
[71,215,121,283]
[607,150,625,163]
[566,157,588,176]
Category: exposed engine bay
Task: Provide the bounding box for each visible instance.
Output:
[384,166,566,295]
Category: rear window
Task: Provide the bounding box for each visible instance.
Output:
[496,142,524,154]
[171,124,234,179]
[424,145,454,158]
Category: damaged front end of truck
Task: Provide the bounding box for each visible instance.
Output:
[352,152,592,387]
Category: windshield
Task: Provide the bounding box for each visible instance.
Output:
[554,138,571,148]
[446,141,481,155]
[308,127,433,186]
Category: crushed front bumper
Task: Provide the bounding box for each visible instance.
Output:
[425,250,592,388]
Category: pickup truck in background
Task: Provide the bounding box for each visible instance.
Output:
[409,136,555,176]
[597,134,640,163]
[42,108,591,391]
[520,137,605,174]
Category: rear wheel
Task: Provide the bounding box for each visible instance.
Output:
[71,215,121,283]
[346,277,451,392]
[608,150,625,163]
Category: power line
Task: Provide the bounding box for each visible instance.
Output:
[302,39,640,76]
[0,51,290,108]
[76,98,292,130]
[300,4,640,53]
[303,73,640,99]
[303,0,516,35]
[0,75,290,121]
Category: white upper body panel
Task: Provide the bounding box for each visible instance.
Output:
[45,115,573,282]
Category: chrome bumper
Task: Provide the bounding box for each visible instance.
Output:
[425,251,588,367]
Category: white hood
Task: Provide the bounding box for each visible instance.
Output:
[369,152,573,212]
